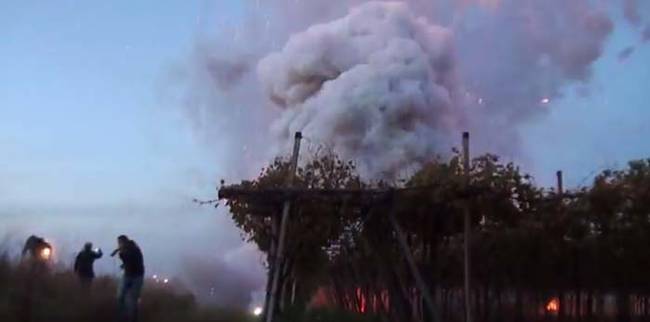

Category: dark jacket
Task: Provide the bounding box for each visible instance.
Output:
[118,241,145,277]
[74,249,102,278]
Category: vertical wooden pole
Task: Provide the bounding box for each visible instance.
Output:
[556,170,565,321]
[463,132,473,322]
[262,217,279,319]
[265,132,302,322]
[387,200,440,322]
[290,280,297,305]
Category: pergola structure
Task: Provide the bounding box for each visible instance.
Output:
[216,131,580,322]
[215,131,482,322]
[219,187,449,322]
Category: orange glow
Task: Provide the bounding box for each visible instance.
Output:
[40,247,52,260]
[546,298,559,312]
[309,288,330,308]
[308,286,390,313]
[356,288,366,313]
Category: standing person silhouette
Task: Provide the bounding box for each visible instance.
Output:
[74,242,103,289]
[111,235,144,322]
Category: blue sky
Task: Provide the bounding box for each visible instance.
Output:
[0,0,648,288]
[523,10,650,187]
[1,1,222,206]
[0,0,259,282]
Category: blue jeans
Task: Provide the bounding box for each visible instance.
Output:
[117,275,144,322]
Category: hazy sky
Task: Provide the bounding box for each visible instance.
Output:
[0,0,265,298]
[1,1,222,207]
[524,12,650,187]
[0,0,649,307]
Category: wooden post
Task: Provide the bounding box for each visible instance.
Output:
[265,132,302,322]
[463,132,473,322]
[290,280,297,305]
[262,216,279,318]
[387,201,440,322]
[556,169,565,321]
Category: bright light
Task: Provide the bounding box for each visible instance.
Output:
[253,306,263,316]
[152,275,158,279]
[546,298,559,312]
[541,97,550,104]
[163,278,169,284]
[40,247,51,260]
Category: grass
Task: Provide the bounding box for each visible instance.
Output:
[0,253,255,322]
[0,253,374,322]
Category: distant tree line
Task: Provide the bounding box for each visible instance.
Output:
[221,152,650,322]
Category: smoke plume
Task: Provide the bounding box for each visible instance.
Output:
[179,244,265,308]
[172,0,650,307]
[259,2,463,177]
[253,1,615,177]
[624,0,642,26]
[620,0,650,43]
[181,0,647,179]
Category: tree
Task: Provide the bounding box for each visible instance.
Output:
[219,154,650,322]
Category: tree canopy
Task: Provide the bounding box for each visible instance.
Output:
[220,154,650,322]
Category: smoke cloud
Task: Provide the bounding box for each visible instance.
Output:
[180,1,646,177]
[174,0,649,306]
[620,0,650,42]
[624,0,642,26]
[259,2,463,177]
[179,244,265,308]
[254,0,613,176]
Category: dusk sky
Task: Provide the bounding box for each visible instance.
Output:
[1,1,263,298]
[1,0,649,308]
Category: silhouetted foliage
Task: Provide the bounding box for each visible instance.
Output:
[223,153,650,322]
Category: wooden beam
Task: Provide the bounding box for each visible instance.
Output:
[387,199,440,322]
[463,131,473,322]
[266,132,302,322]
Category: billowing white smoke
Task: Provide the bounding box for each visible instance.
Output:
[258,2,463,177]
[452,0,613,156]
[175,0,647,308]
[181,0,645,179]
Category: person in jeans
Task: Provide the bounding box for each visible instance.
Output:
[74,242,103,288]
[111,235,144,322]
